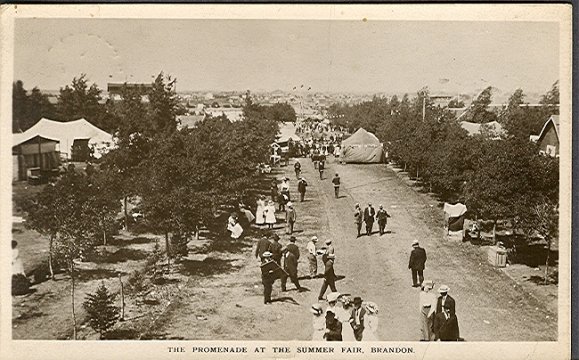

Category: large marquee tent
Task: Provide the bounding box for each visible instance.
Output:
[340,128,384,163]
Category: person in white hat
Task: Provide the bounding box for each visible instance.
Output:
[285,202,297,235]
[435,285,455,317]
[307,236,319,278]
[311,303,326,341]
[408,240,427,287]
[322,239,335,264]
[318,254,337,300]
[419,280,437,341]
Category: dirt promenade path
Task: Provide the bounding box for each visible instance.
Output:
[155,153,556,341]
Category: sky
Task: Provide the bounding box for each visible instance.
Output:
[14,19,559,95]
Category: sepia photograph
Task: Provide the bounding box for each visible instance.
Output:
[0,4,572,360]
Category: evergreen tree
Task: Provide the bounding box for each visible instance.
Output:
[83,282,120,339]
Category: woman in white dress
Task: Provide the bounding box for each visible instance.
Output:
[255,196,266,227]
[264,200,277,229]
[311,303,326,341]
[12,241,25,276]
[419,280,437,341]
[363,301,379,341]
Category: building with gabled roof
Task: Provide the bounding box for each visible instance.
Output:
[535,115,560,157]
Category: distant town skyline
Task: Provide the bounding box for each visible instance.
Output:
[14,19,559,96]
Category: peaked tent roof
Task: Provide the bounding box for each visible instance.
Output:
[342,128,381,146]
[13,118,114,157]
[537,115,560,141]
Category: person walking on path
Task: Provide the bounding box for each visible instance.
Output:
[354,204,363,237]
[298,177,308,202]
[322,239,335,264]
[260,251,277,305]
[433,303,460,341]
[348,297,366,341]
[281,236,302,292]
[324,310,343,341]
[285,202,297,235]
[408,240,427,287]
[419,280,437,341]
[376,205,391,235]
[311,304,326,341]
[318,159,325,180]
[435,285,456,317]
[332,173,341,198]
[255,235,272,263]
[269,234,283,265]
[280,177,291,202]
[294,160,302,179]
[255,195,266,227]
[318,254,337,300]
[270,179,278,202]
[363,203,376,236]
[264,200,277,229]
[307,236,319,278]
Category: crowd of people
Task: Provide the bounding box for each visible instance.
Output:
[248,125,461,342]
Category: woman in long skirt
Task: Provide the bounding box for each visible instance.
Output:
[264,200,277,229]
[419,280,437,341]
[255,195,266,227]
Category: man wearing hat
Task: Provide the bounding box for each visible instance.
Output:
[363,203,376,236]
[297,177,308,202]
[255,235,272,263]
[322,239,335,264]
[354,204,363,237]
[435,285,456,317]
[286,202,297,235]
[408,240,427,287]
[260,251,276,304]
[307,236,319,278]
[270,234,283,265]
[433,302,460,341]
[318,253,337,300]
[332,173,341,198]
[376,205,391,236]
[349,297,366,341]
[281,237,302,292]
[323,310,343,341]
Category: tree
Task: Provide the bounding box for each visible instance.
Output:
[464,86,497,123]
[86,168,122,245]
[264,102,297,122]
[540,80,559,115]
[12,81,56,132]
[147,72,179,135]
[83,282,120,339]
[56,74,114,132]
[448,98,465,108]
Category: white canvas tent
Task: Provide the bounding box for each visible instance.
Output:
[13,118,114,159]
[340,128,384,163]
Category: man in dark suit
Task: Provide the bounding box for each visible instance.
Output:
[297,177,308,202]
[348,297,366,341]
[354,204,363,237]
[433,303,460,341]
[435,285,456,317]
[269,234,283,265]
[255,235,272,263]
[408,240,427,287]
[376,204,391,236]
[281,236,302,292]
[363,203,376,236]
[318,254,337,300]
[286,203,297,235]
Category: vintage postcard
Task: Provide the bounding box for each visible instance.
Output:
[0,4,572,360]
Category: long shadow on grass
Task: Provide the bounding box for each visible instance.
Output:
[89,248,149,264]
[179,258,241,277]
[76,269,127,282]
[108,237,156,246]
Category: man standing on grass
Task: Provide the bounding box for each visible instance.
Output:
[307,236,319,278]
[363,203,376,236]
[255,235,272,263]
[281,236,302,292]
[408,240,427,287]
[298,177,308,202]
[270,234,283,266]
[354,204,363,237]
[318,159,325,180]
[286,202,297,235]
[332,173,341,198]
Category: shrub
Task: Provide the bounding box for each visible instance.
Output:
[83,282,120,339]
[12,274,30,295]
